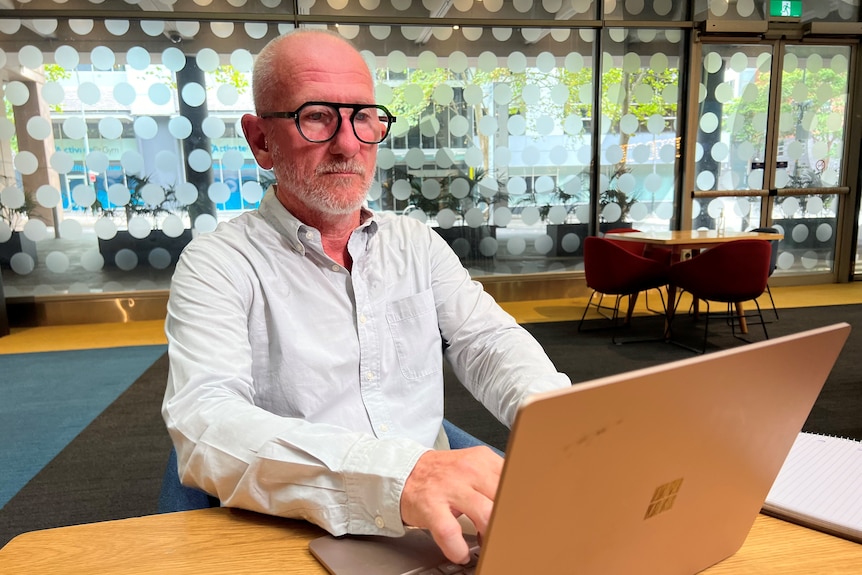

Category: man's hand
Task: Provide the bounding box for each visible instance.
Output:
[400,446,504,564]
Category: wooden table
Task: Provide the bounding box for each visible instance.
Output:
[603,230,782,259]
[605,230,783,333]
[1,508,860,574]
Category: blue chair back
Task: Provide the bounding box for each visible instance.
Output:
[751,227,779,276]
[158,447,219,513]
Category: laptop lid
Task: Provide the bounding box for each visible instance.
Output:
[311,323,850,575]
[479,322,850,574]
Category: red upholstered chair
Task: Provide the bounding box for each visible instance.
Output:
[667,239,771,353]
[603,227,673,264]
[603,228,670,314]
[578,236,670,343]
[603,227,646,255]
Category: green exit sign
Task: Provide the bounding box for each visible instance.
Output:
[770,0,802,19]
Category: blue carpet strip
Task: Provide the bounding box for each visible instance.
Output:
[0,345,168,508]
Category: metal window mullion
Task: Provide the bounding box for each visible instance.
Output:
[680,37,703,231]
[773,186,850,197]
[692,189,770,199]
[761,39,784,228]
[588,26,603,238]
[836,42,862,281]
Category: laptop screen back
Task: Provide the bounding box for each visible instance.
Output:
[478,323,850,574]
[310,323,851,575]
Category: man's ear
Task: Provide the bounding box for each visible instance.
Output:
[241,113,273,169]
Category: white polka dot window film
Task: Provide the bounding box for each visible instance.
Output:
[693,41,850,275]
[1,1,853,297]
[0,17,684,294]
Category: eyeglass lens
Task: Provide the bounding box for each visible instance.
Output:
[298,104,389,143]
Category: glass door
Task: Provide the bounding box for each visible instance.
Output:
[691,40,853,280]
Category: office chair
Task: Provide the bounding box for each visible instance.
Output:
[158,419,499,513]
[578,236,669,343]
[667,239,771,353]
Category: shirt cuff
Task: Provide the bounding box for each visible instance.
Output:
[342,436,430,536]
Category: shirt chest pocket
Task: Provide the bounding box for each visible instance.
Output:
[386,289,442,380]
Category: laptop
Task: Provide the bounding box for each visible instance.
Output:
[310,323,851,575]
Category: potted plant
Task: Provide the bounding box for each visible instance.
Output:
[544,165,637,257]
[0,189,38,270]
[517,175,585,225]
[93,174,192,268]
[598,163,640,227]
[399,167,503,260]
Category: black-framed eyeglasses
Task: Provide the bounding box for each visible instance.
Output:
[260,101,397,144]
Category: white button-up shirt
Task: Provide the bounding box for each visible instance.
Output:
[163,188,570,537]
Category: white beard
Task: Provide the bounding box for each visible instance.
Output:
[270,143,372,216]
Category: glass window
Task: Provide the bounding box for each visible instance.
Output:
[1,1,857,298]
[599,28,684,235]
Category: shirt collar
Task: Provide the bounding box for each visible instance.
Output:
[258,186,379,246]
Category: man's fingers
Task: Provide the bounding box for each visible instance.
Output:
[466,448,504,499]
[453,489,495,537]
[400,447,504,564]
[427,514,472,564]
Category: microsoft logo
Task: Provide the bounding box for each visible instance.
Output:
[644,478,684,519]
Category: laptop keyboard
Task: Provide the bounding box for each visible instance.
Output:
[309,528,482,575]
[408,545,481,574]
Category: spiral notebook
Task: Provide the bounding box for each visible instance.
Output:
[763,431,862,543]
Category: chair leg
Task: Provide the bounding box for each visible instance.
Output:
[667,286,692,337]
[578,290,599,332]
[610,294,627,344]
[612,290,667,345]
[624,292,639,324]
[728,300,769,344]
[581,286,651,337]
[578,291,592,331]
[610,294,625,330]
[699,300,711,354]
[645,287,667,316]
[584,290,667,344]
[765,284,779,320]
[580,291,624,332]
[674,295,770,354]
[593,293,617,320]
[667,292,710,354]
[728,302,739,338]
[666,288,683,341]
[756,299,769,340]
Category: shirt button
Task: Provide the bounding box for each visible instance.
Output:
[380,424,389,433]
[366,372,375,380]
[305,231,313,240]
[359,314,367,324]
[375,516,385,529]
[331,264,340,272]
